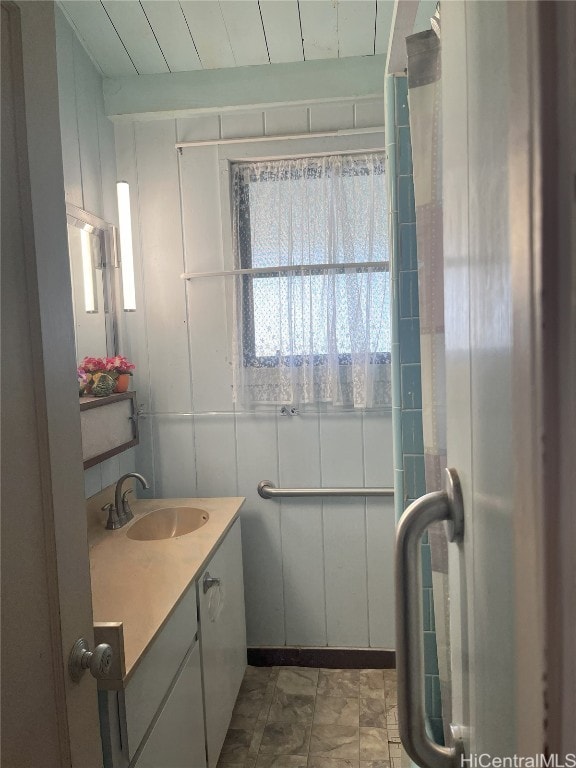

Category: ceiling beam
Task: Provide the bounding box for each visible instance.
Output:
[386,0,419,74]
[103,55,386,121]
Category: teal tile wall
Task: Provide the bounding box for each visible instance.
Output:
[385,74,444,745]
[399,223,418,270]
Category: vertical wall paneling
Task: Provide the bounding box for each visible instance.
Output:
[220,112,265,141]
[133,121,190,414]
[363,412,394,487]
[117,98,394,648]
[309,102,355,133]
[133,415,156,497]
[152,415,198,498]
[118,444,137,476]
[366,497,396,647]
[56,8,138,498]
[186,271,234,412]
[134,120,196,496]
[278,414,326,646]
[176,115,221,143]
[114,120,155,495]
[179,148,234,412]
[194,416,237,497]
[113,122,150,396]
[179,147,225,272]
[74,35,104,216]
[363,412,396,647]
[84,465,103,499]
[100,455,121,489]
[55,8,82,207]
[355,99,385,130]
[97,99,119,228]
[235,414,285,646]
[264,106,310,137]
[320,412,369,646]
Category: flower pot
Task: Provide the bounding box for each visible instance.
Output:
[91,373,116,397]
[114,373,130,393]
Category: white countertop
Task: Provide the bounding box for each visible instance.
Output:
[87,491,244,683]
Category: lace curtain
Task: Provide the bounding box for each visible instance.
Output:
[231,153,391,409]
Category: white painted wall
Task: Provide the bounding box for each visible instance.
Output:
[55,7,135,497]
[115,98,396,649]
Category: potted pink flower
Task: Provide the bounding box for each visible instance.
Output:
[78,355,135,396]
[104,355,135,393]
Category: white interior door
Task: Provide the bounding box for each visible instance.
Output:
[442,0,546,758]
[1,3,102,766]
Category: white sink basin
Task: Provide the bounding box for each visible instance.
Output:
[127,507,209,541]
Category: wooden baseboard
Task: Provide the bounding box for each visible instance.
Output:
[247,646,396,669]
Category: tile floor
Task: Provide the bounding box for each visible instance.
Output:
[218,666,405,768]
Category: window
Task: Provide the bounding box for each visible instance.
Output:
[231,153,391,409]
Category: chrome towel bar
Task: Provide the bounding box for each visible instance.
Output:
[257,481,394,499]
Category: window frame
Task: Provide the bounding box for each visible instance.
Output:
[234,154,391,369]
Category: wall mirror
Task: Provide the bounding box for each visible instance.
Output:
[66,203,118,363]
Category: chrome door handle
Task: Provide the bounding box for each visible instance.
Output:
[203,571,221,594]
[395,467,465,768]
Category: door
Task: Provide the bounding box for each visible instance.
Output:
[1,3,102,766]
[442,0,550,758]
[397,1,558,764]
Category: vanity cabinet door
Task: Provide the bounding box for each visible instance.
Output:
[198,519,247,768]
[134,642,206,768]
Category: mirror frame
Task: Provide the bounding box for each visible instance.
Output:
[66,202,119,362]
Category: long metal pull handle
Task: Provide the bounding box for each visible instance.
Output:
[395,467,465,768]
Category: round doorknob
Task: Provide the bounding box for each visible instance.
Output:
[69,638,113,682]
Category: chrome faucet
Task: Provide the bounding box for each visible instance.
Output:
[103,472,149,530]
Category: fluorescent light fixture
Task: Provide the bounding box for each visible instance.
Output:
[117,181,136,311]
[80,228,97,313]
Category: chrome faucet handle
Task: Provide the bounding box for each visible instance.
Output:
[102,502,121,530]
[120,488,134,524]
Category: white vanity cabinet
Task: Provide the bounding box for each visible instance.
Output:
[97,515,246,768]
[197,519,247,768]
[124,588,200,757]
[133,644,206,768]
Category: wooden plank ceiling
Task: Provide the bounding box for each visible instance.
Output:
[60,0,437,78]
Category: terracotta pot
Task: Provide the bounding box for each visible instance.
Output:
[114,373,130,393]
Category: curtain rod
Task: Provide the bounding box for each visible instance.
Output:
[175,126,384,151]
[181,260,390,280]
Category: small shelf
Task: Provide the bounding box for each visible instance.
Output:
[80,391,139,469]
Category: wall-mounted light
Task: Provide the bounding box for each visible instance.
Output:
[116,181,136,311]
[80,228,97,313]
